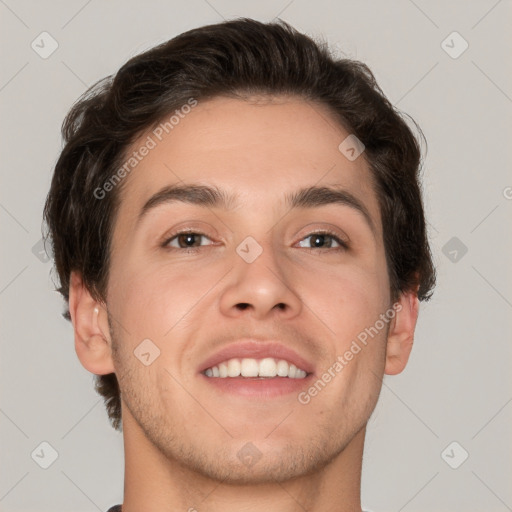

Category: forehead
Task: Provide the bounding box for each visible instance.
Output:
[115,95,381,232]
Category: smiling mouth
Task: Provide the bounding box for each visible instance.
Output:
[202,357,310,379]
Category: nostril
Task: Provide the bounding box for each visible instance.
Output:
[237,303,250,310]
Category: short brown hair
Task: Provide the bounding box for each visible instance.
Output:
[43,17,436,432]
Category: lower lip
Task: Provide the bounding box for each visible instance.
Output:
[199,373,315,398]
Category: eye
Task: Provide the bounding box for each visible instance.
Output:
[297,231,348,250]
[162,231,214,250]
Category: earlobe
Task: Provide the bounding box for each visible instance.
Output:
[69,271,116,375]
[384,289,420,376]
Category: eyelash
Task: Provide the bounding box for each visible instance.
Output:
[161,229,349,253]
[298,230,349,252]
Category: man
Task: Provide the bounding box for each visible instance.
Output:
[44,17,435,512]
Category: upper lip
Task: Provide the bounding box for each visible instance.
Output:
[198,340,315,375]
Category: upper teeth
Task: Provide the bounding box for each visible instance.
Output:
[204,357,308,379]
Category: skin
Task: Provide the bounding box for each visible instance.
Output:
[69,95,419,512]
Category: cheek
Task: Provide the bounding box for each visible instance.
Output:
[107,254,218,343]
[304,258,389,340]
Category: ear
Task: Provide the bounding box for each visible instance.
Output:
[384,287,420,375]
[68,271,116,375]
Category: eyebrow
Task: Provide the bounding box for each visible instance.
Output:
[137,183,376,236]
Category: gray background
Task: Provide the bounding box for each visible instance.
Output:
[1,1,511,511]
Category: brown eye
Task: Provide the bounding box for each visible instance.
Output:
[163,231,213,249]
[297,231,348,250]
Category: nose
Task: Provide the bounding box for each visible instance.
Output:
[218,236,303,321]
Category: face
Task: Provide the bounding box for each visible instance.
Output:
[104,95,396,483]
